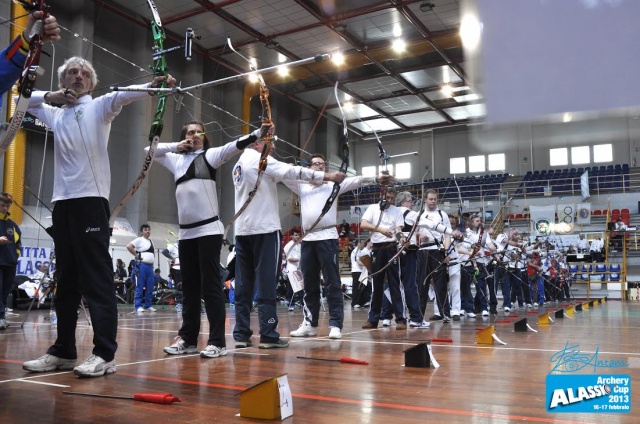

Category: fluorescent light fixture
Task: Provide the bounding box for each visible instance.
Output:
[332,52,345,65]
[392,38,406,53]
[277,65,288,77]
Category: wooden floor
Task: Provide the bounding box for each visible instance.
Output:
[1,298,639,423]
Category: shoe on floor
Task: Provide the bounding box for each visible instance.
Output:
[23,354,76,372]
[409,320,430,328]
[396,322,407,330]
[136,307,145,312]
[504,306,511,312]
[200,346,228,358]
[353,304,361,309]
[290,321,318,337]
[481,310,490,317]
[288,306,294,311]
[235,340,253,348]
[259,339,289,349]
[466,311,476,318]
[329,326,342,339]
[0,318,8,330]
[442,316,451,323]
[452,315,461,321]
[362,321,376,329]
[363,301,371,307]
[164,336,198,355]
[146,307,157,312]
[429,315,443,321]
[73,355,116,378]
[382,319,391,327]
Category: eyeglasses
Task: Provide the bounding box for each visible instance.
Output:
[311,162,325,167]
[186,130,205,136]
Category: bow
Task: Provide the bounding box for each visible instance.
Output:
[0,0,48,156]
[222,37,273,243]
[108,0,167,230]
[302,81,349,237]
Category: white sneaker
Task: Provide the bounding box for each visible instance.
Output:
[526,304,533,308]
[290,321,318,337]
[200,345,228,358]
[504,306,511,312]
[23,354,76,372]
[409,320,430,328]
[466,312,476,318]
[329,327,342,339]
[146,307,157,312]
[73,355,116,377]
[533,302,539,307]
[136,307,145,312]
[382,319,391,327]
[363,301,371,307]
[0,318,7,330]
[481,310,490,317]
[164,336,198,355]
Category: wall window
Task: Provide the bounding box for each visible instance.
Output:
[593,144,613,163]
[362,166,376,177]
[450,157,465,174]
[468,155,486,173]
[571,146,590,164]
[394,162,411,179]
[550,147,568,166]
[488,153,505,171]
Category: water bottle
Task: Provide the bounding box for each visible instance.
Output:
[50,309,57,326]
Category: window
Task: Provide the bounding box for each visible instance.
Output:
[361,166,376,177]
[593,144,612,163]
[488,153,505,171]
[571,146,590,164]
[394,162,411,179]
[379,164,394,176]
[550,148,568,166]
[450,157,465,174]
[468,155,486,173]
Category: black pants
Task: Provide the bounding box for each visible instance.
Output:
[48,197,117,361]
[417,249,448,317]
[178,235,225,347]
[0,265,17,319]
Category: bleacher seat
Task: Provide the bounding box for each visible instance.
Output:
[610,273,620,282]
[569,265,579,273]
[593,209,602,216]
[610,264,621,272]
[581,264,593,272]
[595,264,607,273]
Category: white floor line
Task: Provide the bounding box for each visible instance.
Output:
[15,379,70,388]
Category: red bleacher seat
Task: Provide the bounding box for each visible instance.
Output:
[592,209,602,216]
[515,213,523,219]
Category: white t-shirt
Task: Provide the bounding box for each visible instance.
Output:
[283,240,301,272]
[232,148,323,236]
[27,86,152,202]
[130,237,154,264]
[361,204,405,244]
[282,176,376,241]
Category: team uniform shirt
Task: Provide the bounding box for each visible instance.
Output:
[0,35,28,95]
[466,227,491,265]
[283,240,301,273]
[27,86,152,202]
[166,243,180,270]
[232,149,322,236]
[398,206,421,247]
[282,176,376,241]
[350,247,364,273]
[361,204,405,244]
[0,215,21,266]
[130,237,154,264]
[417,208,450,249]
[576,238,589,252]
[590,239,604,253]
[151,140,242,240]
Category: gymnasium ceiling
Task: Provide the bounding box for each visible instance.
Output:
[91,0,482,137]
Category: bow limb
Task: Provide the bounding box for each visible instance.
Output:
[222,37,273,243]
[109,0,167,230]
[300,82,349,236]
[0,0,48,156]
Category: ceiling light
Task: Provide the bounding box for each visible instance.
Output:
[332,52,345,65]
[277,65,288,77]
[343,101,353,113]
[441,83,453,97]
[248,72,259,83]
[460,14,482,51]
[277,53,287,63]
[392,38,406,53]
[563,112,573,123]
[393,24,402,38]
[420,2,435,12]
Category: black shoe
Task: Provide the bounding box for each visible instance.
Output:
[258,339,289,349]
[452,315,461,321]
[490,309,498,315]
[235,340,253,348]
[429,315,443,321]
